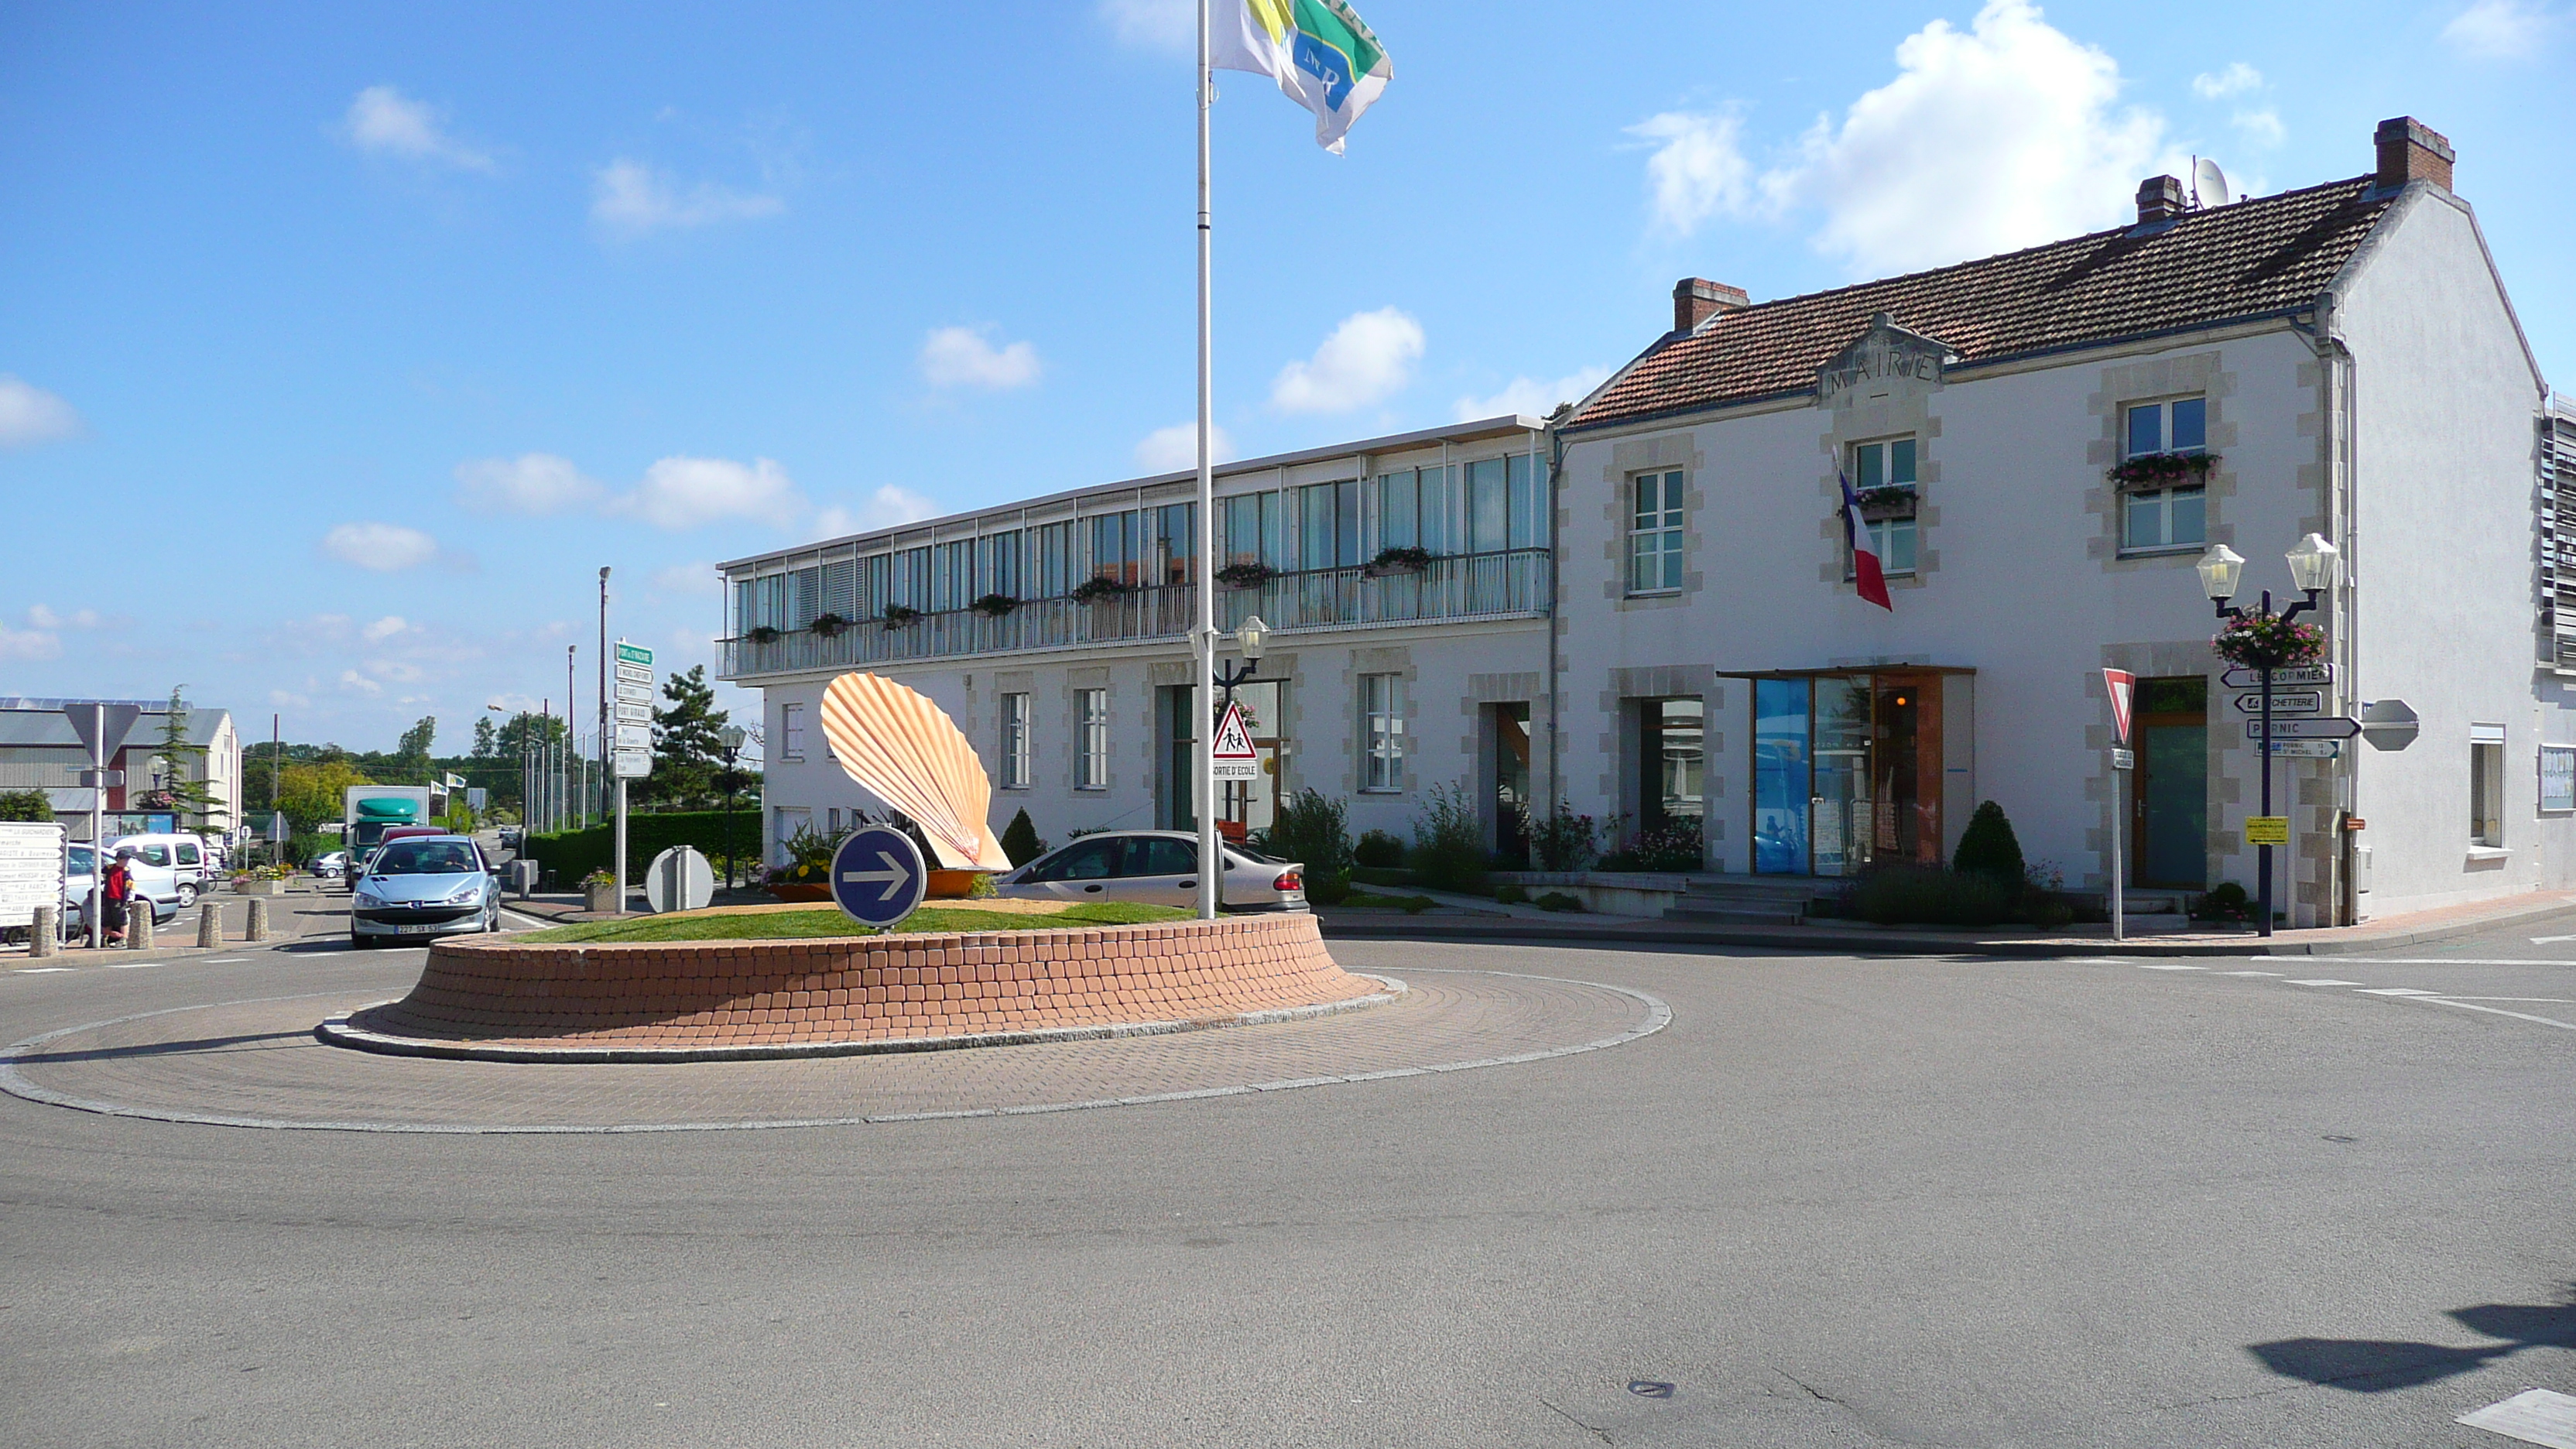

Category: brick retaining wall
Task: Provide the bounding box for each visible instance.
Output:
[353,913,1371,1049]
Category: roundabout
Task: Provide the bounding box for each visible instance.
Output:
[0,967,1668,1132]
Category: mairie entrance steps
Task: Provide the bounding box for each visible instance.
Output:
[1663,876,1829,926]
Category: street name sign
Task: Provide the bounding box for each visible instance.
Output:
[2234,690,2324,715]
[2246,717,2362,739]
[615,641,653,666]
[615,680,653,704]
[613,748,651,779]
[2223,664,2333,689]
[614,722,652,751]
[1211,701,1260,781]
[831,826,926,928]
[2244,816,2290,846]
[614,699,653,724]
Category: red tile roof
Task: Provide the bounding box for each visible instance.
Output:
[1571,174,2395,430]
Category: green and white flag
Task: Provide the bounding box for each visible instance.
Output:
[1211,0,1391,154]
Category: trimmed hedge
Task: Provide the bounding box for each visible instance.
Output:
[523,809,766,882]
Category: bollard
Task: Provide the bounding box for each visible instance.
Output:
[197,903,224,948]
[30,905,57,958]
[245,897,269,943]
[128,908,154,951]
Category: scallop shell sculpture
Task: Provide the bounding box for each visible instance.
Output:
[817,672,1012,870]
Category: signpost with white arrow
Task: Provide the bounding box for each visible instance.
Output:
[830,824,927,930]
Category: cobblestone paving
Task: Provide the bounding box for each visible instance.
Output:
[2,969,1659,1132]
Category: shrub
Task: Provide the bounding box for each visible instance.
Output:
[1408,779,1489,893]
[1353,829,1407,868]
[1350,865,1416,888]
[0,788,54,823]
[1951,800,2026,893]
[1000,808,1048,866]
[2191,881,2253,923]
[1303,870,1353,906]
[523,808,773,883]
[1600,818,1703,873]
[1493,882,1530,904]
[1534,891,1586,913]
[1853,865,2012,927]
[1266,788,1354,886]
[1520,800,1601,872]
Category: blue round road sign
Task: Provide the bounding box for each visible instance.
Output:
[830,826,927,928]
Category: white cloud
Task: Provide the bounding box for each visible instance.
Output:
[454,453,608,514]
[0,375,83,447]
[1629,111,1755,237]
[2190,62,2263,99]
[361,615,408,642]
[26,605,101,630]
[814,485,940,538]
[920,326,1042,389]
[320,522,442,571]
[269,690,311,709]
[2231,109,2287,149]
[1135,422,1238,473]
[1754,0,2172,274]
[0,625,60,661]
[591,159,783,236]
[2443,0,2557,57]
[649,563,724,597]
[338,670,384,697]
[1270,307,1425,413]
[341,85,494,172]
[1454,368,1613,423]
[618,456,803,530]
[1099,0,1194,50]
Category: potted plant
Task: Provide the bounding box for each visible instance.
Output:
[809,611,849,638]
[745,625,782,644]
[764,827,838,902]
[880,604,923,629]
[2212,611,2326,670]
[581,868,621,914]
[1214,561,1276,589]
[970,592,1019,617]
[2108,452,2219,486]
[1070,575,1132,605]
[231,864,289,896]
[1368,544,1434,574]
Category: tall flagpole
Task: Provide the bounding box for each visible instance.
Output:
[1194,0,1220,920]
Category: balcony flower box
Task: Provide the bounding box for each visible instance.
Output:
[2108,451,2218,488]
[880,605,923,629]
[1070,576,1133,605]
[745,625,782,644]
[1854,485,1918,520]
[808,612,849,638]
[1366,545,1434,576]
[970,593,1019,618]
[1214,562,1276,589]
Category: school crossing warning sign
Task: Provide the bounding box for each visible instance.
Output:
[1211,701,1260,781]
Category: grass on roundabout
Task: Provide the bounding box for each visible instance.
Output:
[518,900,1194,945]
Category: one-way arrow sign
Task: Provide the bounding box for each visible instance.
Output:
[831,825,926,927]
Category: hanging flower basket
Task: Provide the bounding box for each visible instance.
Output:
[970,592,1019,618]
[1214,561,1276,589]
[2213,611,2326,670]
[1854,485,1917,519]
[880,605,923,629]
[1070,576,1132,605]
[745,625,782,644]
[808,612,848,638]
[2109,452,2218,488]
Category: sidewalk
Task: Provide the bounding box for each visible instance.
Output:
[1317,886,2576,958]
[5,882,347,969]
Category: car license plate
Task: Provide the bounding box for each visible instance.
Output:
[396,922,450,934]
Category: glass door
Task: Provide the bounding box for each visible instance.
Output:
[1492,703,1531,865]
[2132,677,2208,888]
[1812,677,1872,876]
[1753,679,1811,873]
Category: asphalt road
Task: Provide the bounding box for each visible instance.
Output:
[1,921,2570,1447]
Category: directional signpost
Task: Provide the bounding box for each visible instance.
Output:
[2245,717,2362,740]
[830,825,926,929]
[610,640,653,915]
[2232,690,2324,716]
[2223,664,2331,689]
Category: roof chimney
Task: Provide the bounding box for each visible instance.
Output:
[1673,277,1749,334]
[2376,116,2454,193]
[2135,175,2187,226]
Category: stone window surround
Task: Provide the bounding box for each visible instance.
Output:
[1817,415,1942,593]
[1338,645,1416,796]
[2087,353,2240,570]
[1598,433,1705,609]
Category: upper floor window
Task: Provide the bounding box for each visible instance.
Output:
[1300,480,1361,570]
[1629,471,1684,594]
[1222,492,1278,566]
[2122,396,2208,552]
[1852,437,1917,492]
[1001,693,1031,790]
[1850,437,1919,577]
[1374,466,1454,556]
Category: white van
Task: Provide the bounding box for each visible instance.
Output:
[104,833,214,906]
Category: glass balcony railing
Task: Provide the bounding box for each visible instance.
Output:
[721,546,1553,680]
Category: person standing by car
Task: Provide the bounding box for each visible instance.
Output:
[101,848,135,945]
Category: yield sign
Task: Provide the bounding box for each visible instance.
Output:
[2102,670,2136,746]
[1211,701,1260,781]
[64,702,142,765]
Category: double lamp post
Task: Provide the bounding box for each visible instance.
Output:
[2194,531,2340,939]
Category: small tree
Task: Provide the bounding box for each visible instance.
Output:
[0,789,54,823]
[152,688,224,833]
[643,666,728,809]
[1000,808,1048,865]
[1951,800,2026,891]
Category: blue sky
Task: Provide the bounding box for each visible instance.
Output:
[2,0,2567,753]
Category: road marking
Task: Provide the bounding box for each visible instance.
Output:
[2218,970,2282,977]
[2458,1386,2576,1447]
[2526,935,2576,946]
[12,967,73,974]
[499,909,550,931]
[2285,978,2364,987]
[2441,995,2576,1003]
[104,961,160,970]
[2133,963,2206,971]
[2355,987,2440,996]
[201,957,247,964]
[2341,957,2576,967]
[2417,999,2576,1033]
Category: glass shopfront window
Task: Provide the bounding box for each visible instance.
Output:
[1752,672,1949,876]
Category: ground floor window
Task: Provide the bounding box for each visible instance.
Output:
[2472,726,2505,846]
[1077,689,1109,790]
[1752,673,1944,876]
[1639,697,1703,833]
[1001,692,1031,789]
[1362,673,1406,791]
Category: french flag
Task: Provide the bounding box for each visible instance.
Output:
[1840,471,1893,611]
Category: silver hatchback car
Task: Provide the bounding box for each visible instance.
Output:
[995,830,1307,912]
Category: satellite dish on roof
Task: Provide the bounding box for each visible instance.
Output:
[2192,156,2232,209]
